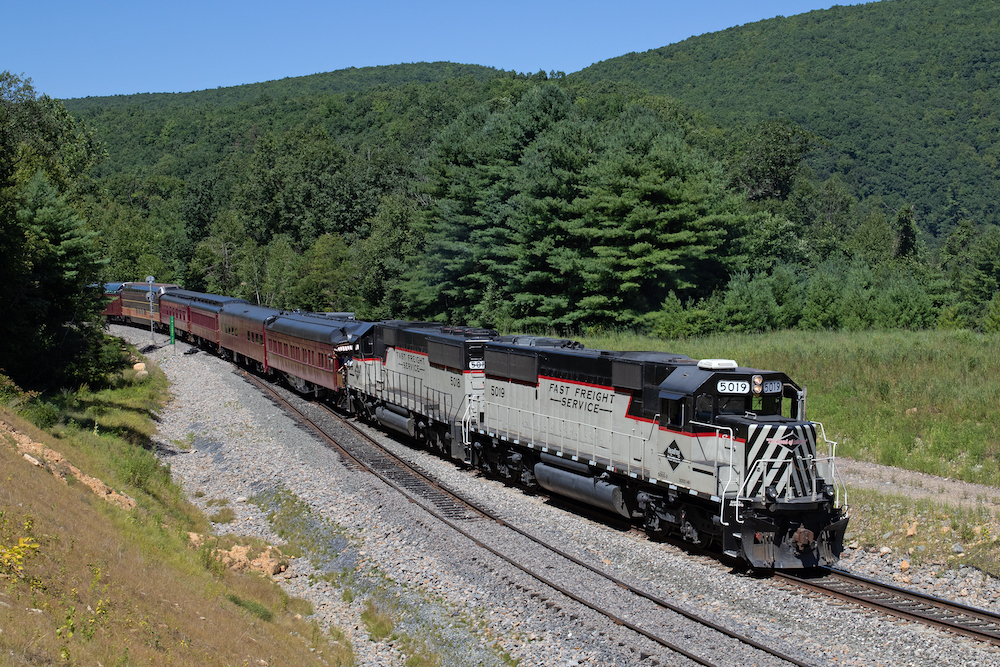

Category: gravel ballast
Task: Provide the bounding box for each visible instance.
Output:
[117,326,1000,667]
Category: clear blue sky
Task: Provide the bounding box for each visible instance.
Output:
[5,0,865,100]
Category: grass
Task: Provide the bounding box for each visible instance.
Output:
[206,497,234,523]
[252,485,351,565]
[361,595,397,641]
[326,625,357,667]
[396,632,443,667]
[0,342,354,666]
[226,593,274,621]
[0,423,348,665]
[208,507,236,524]
[357,593,448,667]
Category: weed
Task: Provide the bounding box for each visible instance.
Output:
[501,651,521,666]
[226,593,274,622]
[361,596,396,641]
[21,400,60,429]
[252,485,350,567]
[396,633,443,667]
[327,625,356,666]
[208,507,236,524]
[115,445,161,492]
[0,535,40,577]
[287,595,313,617]
[197,542,225,577]
[173,432,195,450]
[845,487,1000,575]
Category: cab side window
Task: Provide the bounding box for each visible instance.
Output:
[695,394,713,423]
[663,399,684,428]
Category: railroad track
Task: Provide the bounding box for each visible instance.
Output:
[242,372,817,667]
[777,568,1000,646]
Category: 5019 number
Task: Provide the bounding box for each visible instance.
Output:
[717,380,750,394]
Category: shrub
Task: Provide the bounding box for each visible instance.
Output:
[21,400,60,429]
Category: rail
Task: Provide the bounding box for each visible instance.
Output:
[779,568,1000,647]
[243,372,815,667]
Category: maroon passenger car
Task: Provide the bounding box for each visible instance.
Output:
[159,290,249,349]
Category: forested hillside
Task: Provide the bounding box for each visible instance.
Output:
[64,62,502,113]
[574,0,1000,240]
[11,0,996,358]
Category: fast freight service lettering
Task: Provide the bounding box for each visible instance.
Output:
[547,382,614,414]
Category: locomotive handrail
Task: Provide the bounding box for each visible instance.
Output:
[735,455,788,525]
[373,368,463,429]
[812,421,846,509]
[461,394,480,447]
[689,420,737,526]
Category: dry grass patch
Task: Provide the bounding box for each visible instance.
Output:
[845,486,1000,576]
[0,349,354,666]
[208,507,236,524]
[0,441,347,666]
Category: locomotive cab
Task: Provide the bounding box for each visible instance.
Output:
[655,359,848,568]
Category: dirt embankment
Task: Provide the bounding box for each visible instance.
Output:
[837,457,1000,512]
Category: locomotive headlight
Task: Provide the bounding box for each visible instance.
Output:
[765,485,778,502]
[823,484,836,499]
[752,375,763,395]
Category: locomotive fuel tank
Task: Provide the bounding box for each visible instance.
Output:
[533,454,630,518]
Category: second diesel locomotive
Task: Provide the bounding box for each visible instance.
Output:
[104,283,848,569]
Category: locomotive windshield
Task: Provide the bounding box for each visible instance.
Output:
[717,394,786,417]
[717,395,749,415]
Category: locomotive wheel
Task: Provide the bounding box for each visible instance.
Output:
[643,512,671,541]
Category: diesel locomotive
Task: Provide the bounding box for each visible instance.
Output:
[104,282,848,569]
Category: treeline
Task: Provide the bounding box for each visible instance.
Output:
[9,0,1000,387]
[0,73,115,388]
[574,0,1000,240]
[64,68,1000,336]
[65,62,502,114]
